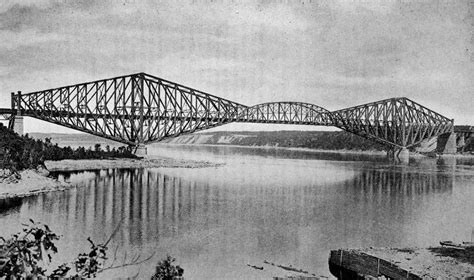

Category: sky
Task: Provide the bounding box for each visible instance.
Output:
[0,0,472,133]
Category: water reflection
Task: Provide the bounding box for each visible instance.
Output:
[0,148,473,279]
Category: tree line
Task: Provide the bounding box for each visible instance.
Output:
[204,130,386,151]
[0,124,137,171]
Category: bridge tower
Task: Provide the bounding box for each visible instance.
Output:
[10,91,24,135]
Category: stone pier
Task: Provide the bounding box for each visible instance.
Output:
[13,116,23,135]
[397,147,409,162]
[134,144,147,156]
[442,132,457,154]
[387,147,410,162]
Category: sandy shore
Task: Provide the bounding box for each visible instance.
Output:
[0,157,222,199]
[0,169,71,199]
[44,157,223,171]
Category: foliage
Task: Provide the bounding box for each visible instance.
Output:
[0,220,164,279]
[73,238,108,278]
[152,255,184,280]
[0,124,137,172]
[0,220,107,278]
[0,219,58,278]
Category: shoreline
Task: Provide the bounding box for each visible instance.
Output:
[156,143,474,158]
[329,246,473,278]
[0,157,223,200]
[158,142,388,155]
[45,157,223,172]
[1,145,472,200]
[0,170,71,200]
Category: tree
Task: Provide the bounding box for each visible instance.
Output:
[0,125,137,172]
[94,143,102,153]
[152,255,184,280]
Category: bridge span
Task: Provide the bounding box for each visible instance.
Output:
[0,72,460,158]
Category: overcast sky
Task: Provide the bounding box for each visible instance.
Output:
[0,0,472,133]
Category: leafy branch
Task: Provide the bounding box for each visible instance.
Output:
[0,219,160,279]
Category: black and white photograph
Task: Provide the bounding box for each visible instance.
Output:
[0,0,473,279]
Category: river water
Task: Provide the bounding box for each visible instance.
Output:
[1,144,474,279]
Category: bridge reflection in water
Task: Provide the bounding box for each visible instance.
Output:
[0,157,471,278]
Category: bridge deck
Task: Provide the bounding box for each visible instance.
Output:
[0,108,14,114]
[0,107,470,133]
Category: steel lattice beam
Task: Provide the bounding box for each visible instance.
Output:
[331,97,454,148]
[14,73,247,145]
[9,72,454,150]
[237,102,333,125]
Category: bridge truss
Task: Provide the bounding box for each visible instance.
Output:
[8,72,454,151]
[12,73,246,145]
[331,98,454,148]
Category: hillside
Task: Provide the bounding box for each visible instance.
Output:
[164,131,386,150]
[28,130,386,151]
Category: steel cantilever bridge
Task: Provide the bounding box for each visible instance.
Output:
[3,72,454,154]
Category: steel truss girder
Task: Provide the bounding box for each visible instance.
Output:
[0,113,15,130]
[237,102,333,125]
[331,97,454,148]
[11,73,454,149]
[15,72,247,145]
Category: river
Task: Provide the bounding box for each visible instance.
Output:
[1,144,474,279]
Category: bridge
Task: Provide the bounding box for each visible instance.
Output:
[0,72,459,158]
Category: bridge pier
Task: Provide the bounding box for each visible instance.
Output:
[396,147,409,163]
[387,147,409,162]
[13,116,23,135]
[442,132,457,154]
[134,144,147,156]
[458,134,466,153]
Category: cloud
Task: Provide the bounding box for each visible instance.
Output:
[0,4,42,31]
[0,0,52,13]
[0,0,472,130]
[0,29,67,50]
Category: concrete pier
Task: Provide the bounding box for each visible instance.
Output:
[134,144,147,156]
[387,148,409,162]
[442,132,457,154]
[397,147,409,162]
[13,116,23,135]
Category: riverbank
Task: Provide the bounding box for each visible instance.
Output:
[157,142,388,155]
[329,247,474,279]
[0,169,70,199]
[157,143,474,158]
[45,157,223,171]
[0,157,223,199]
